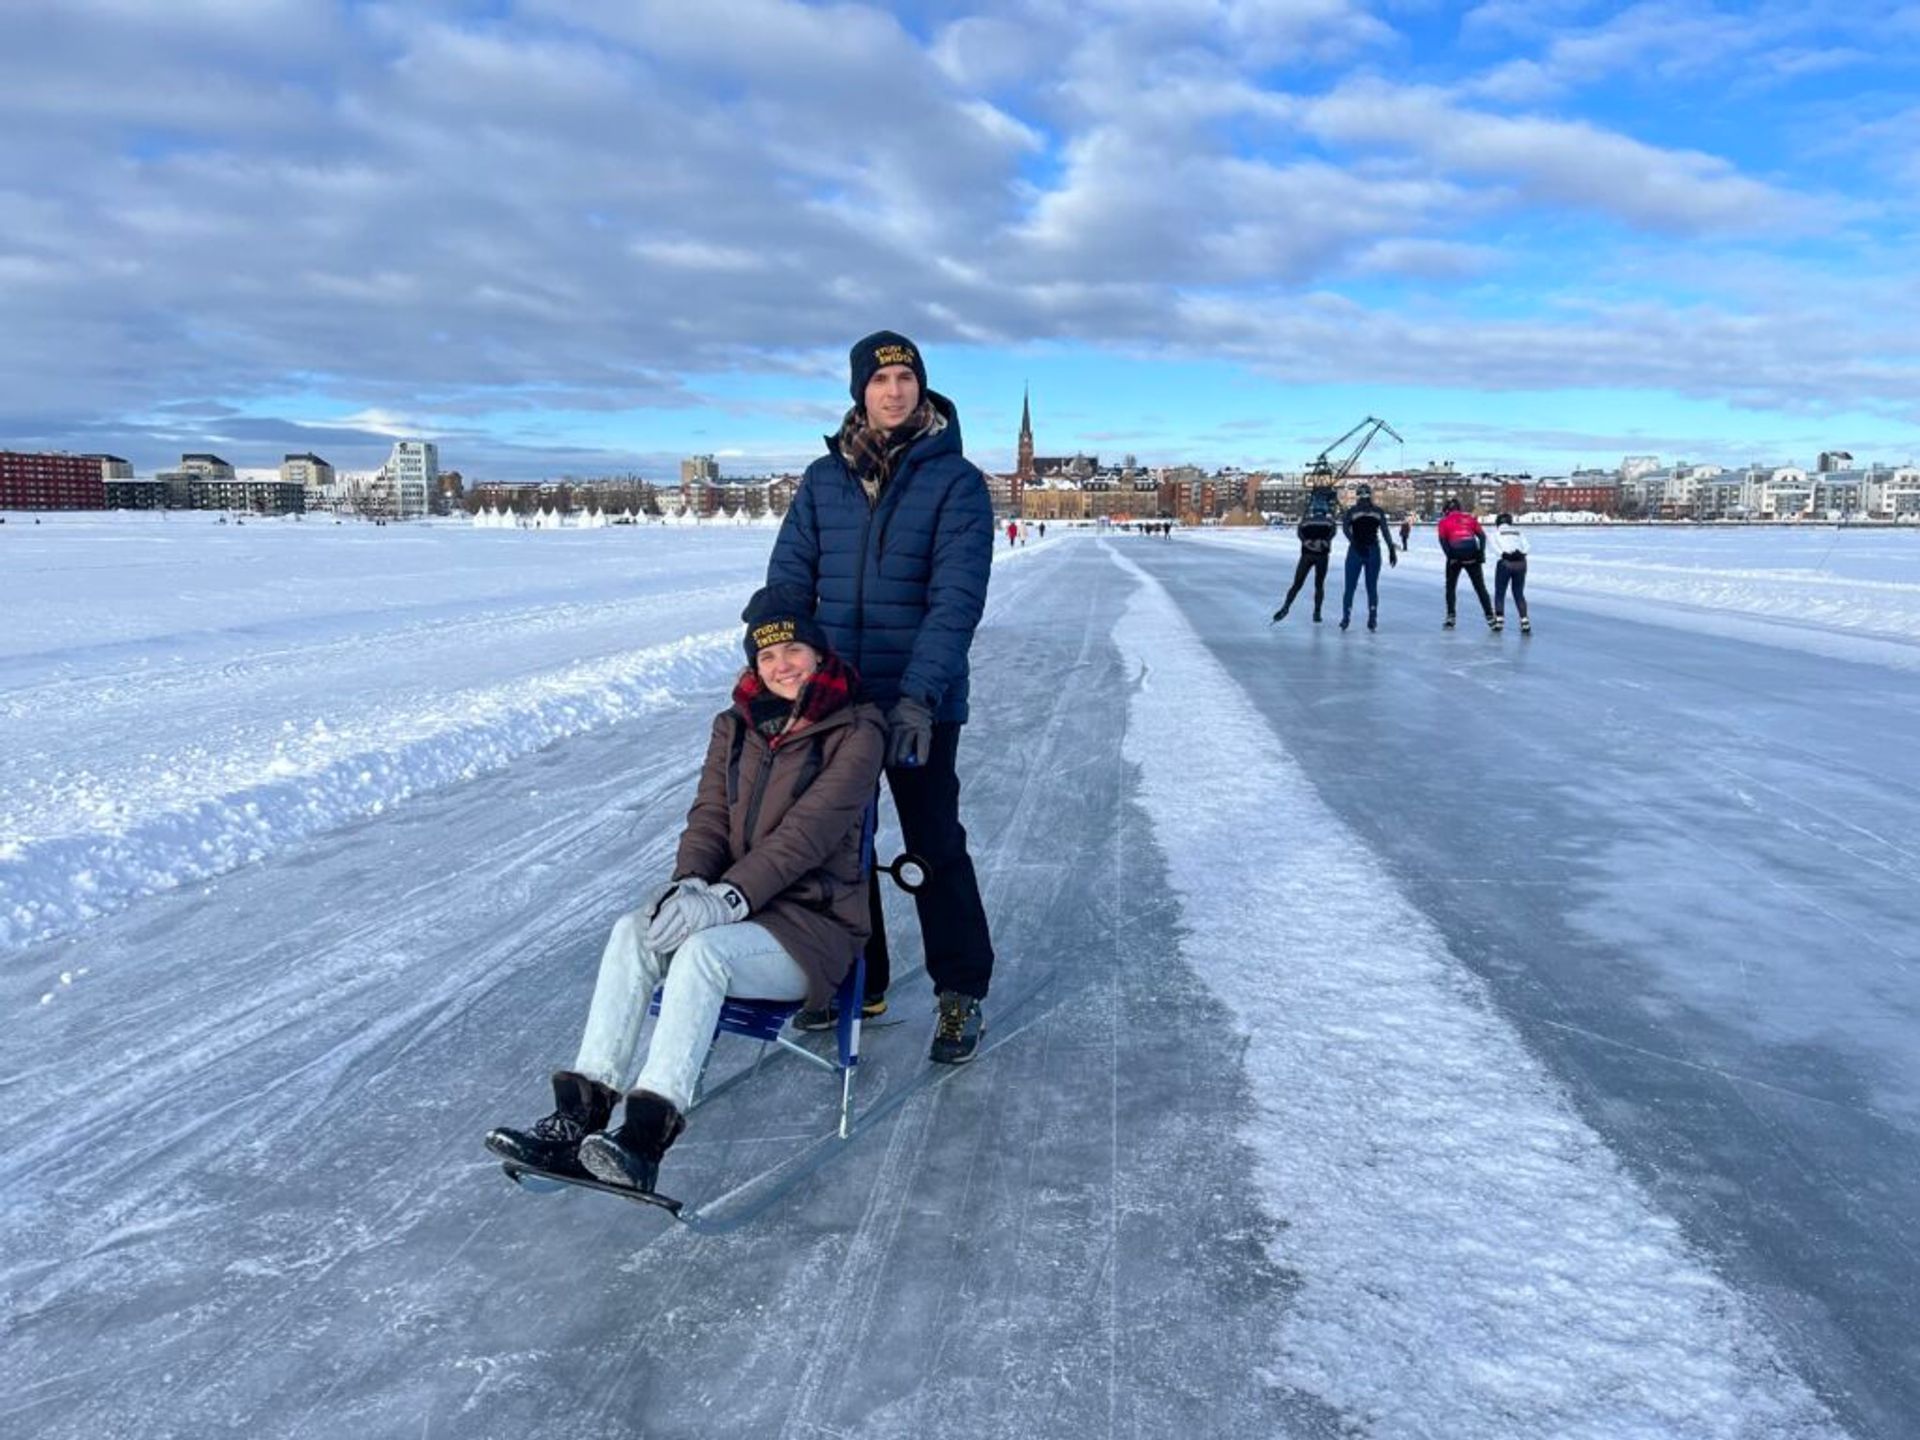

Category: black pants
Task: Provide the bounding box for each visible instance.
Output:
[1445,558,1493,618]
[865,722,996,1001]
[1494,557,1528,618]
[1282,550,1329,612]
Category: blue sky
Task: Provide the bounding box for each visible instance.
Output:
[3,0,1918,480]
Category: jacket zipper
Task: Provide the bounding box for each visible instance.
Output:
[741,745,776,848]
[843,432,930,679]
[737,706,853,850]
[849,471,874,675]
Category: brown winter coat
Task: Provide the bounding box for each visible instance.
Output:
[673,695,886,1008]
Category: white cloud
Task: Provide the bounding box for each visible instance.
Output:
[1303,80,1802,232]
[0,0,1912,475]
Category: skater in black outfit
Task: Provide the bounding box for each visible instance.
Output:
[1338,483,1399,631]
[1273,487,1338,623]
[1489,512,1532,633]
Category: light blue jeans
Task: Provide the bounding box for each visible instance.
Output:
[572,894,808,1114]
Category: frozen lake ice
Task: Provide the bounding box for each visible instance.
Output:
[3,514,1915,1438]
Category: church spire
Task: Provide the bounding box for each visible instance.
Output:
[1016,383,1035,488]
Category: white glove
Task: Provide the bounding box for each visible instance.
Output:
[645,879,748,953]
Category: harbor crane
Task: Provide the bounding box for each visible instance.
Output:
[1305,416,1402,487]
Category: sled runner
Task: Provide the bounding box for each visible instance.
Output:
[501,965,1063,1233]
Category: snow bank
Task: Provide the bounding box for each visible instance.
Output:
[0,631,738,951]
[1111,549,1838,1439]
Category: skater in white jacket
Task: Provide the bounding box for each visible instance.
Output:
[1490,513,1532,633]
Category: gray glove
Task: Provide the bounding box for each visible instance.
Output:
[645,880,749,952]
[885,697,935,769]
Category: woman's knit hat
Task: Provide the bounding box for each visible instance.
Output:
[741,583,831,661]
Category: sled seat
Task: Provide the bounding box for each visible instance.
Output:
[650,798,877,1139]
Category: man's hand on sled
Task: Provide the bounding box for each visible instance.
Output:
[885,697,935,769]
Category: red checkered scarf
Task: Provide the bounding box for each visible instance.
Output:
[834,400,944,501]
[731,652,862,746]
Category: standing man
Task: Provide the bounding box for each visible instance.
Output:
[767,331,997,1063]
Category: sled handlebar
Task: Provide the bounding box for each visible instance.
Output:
[881,852,930,895]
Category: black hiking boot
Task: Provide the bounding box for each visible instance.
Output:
[1271,603,1290,623]
[578,1090,686,1194]
[1443,613,1456,629]
[1339,614,1351,631]
[1486,611,1500,631]
[792,994,889,1033]
[1367,609,1378,632]
[1312,607,1323,623]
[485,1070,617,1179]
[1491,613,1505,632]
[930,992,985,1065]
[1521,616,1532,634]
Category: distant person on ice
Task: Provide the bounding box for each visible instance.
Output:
[485,586,885,1196]
[766,330,998,1064]
[1490,512,1531,634]
[1338,482,1399,631]
[1273,485,1338,624]
[1399,517,1412,549]
[1006,519,1018,548]
[1436,498,1497,631]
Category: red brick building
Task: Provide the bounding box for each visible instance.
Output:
[1533,477,1620,514]
[1,451,107,510]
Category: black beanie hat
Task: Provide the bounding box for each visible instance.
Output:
[741,583,831,662]
[848,330,928,406]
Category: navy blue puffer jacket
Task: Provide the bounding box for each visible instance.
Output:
[767,391,994,723]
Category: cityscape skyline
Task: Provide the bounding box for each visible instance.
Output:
[5,4,1920,480]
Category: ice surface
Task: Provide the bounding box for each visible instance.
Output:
[2,518,1914,1437]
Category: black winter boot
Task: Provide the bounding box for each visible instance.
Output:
[485,1071,617,1178]
[578,1090,685,1193]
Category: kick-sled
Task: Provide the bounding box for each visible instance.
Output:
[496,796,940,1230]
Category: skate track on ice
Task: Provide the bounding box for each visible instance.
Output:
[3,528,1916,1438]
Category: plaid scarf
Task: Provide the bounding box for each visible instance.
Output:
[834,400,945,503]
[731,652,862,746]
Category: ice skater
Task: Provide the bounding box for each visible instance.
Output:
[1435,499,1496,631]
[1490,512,1531,633]
[485,585,885,1197]
[1273,486,1338,624]
[1338,483,1399,631]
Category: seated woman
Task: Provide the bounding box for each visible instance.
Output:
[486,584,886,1194]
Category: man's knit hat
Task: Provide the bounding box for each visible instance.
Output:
[849,329,928,405]
[741,583,831,662]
